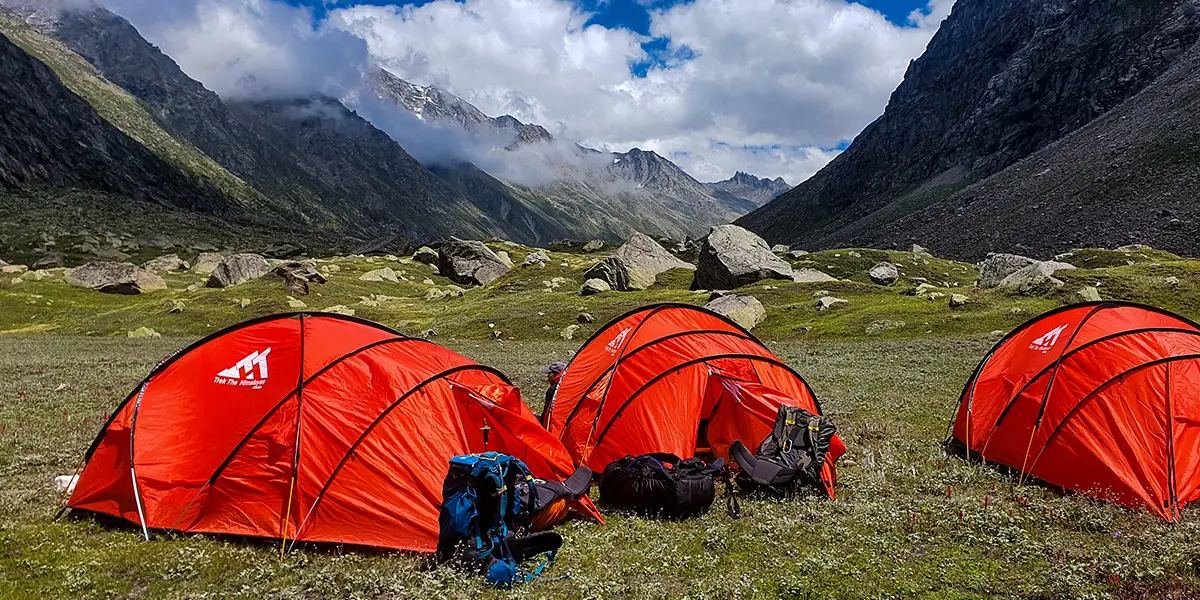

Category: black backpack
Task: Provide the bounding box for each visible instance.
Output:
[730,406,837,497]
[599,453,724,520]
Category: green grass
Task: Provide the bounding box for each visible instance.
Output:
[1,336,1196,599]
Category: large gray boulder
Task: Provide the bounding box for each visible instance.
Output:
[583,232,694,291]
[66,262,166,294]
[192,252,225,275]
[437,239,511,286]
[412,246,438,265]
[580,278,611,296]
[979,253,1038,288]
[792,268,837,283]
[275,261,326,296]
[142,254,188,273]
[705,294,767,331]
[868,262,899,286]
[997,261,1076,295]
[207,253,271,288]
[695,225,794,290]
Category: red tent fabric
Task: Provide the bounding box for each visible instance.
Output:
[68,313,601,552]
[543,303,844,497]
[952,301,1200,521]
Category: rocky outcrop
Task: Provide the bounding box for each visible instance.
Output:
[275,261,325,296]
[705,294,767,330]
[351,233,408,257]
[583,232,694,291]
[997,261,1076,294]
[437,239,511,286]
[523,249,550,267]
[66,262,166,294]
[412,247,438,264]
[979,254,1038,288]
[142,254,187,273]
[738,0,1200,259]
[191,252,224,275]
[792,269,837,284]
[580,278,611,296]
[868,262,899,286]
[694,225,793,290]
[207,253,271,288]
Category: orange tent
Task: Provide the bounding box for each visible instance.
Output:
[66,313,600,552]
[952,301,1200,520]
[543,303,844,497]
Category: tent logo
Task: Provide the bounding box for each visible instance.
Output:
[1029,324,1069,353]
[214,348,271,389]
[605,328,632,354]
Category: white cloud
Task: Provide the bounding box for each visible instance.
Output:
[330,0,951,184]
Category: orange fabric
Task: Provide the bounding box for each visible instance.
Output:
[531,498,569,530]
[544,304,842,493]
[952,302,1200,521]
[70,313,600,553]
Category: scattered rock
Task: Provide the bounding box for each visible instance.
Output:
[560,324,580,340]
[32,253,63,270]
[1117,244,1151,252]
[66,262,166,294]
[868,262,899,286]
[412,246,438,265]
[705,294,767,330]
[186,283,202,292]
[53,474,79,495]
[577,312,595,324]
[866,320,905,335]
[287,297,307,309]
[191,252,224,275]
[1165,276,1181,286]
[1077,286,1103,302]
[1,264,28,275]
[359,267,400,283]
[238,298,252,309]
[492,330,504,339]
[771,244,790,253]
[207,254,271,288]
[582,240,605,252]
[438,239,511,286]
[709,290,733,301]
[523,249,550,267]
[787,250,810,259]
[323,264,342,274]
[847,251,862,258]
[127,326,161,338]
[143,254,188,273]
[816,296,849,310]
[812,290,831,298]
[262,242,304,259]
[445,285,467,297]
[580,278,611,296]
[792,268,837,283]
[274,261,325,296]
[168,300,186,313]
[420,328,438,339]
[978,253,1038,288]
[695,225,794,290]
[583,232,694,291]
[351,233,408,257]
[949,293,971,307]
[323,305,355,316]
[424,288,448,301]
[496,250,514,268]
[911,244,932,256]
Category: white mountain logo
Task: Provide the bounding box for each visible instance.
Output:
[1029,324,1069,353]
[214,348,271,389]
[605,328,632,354]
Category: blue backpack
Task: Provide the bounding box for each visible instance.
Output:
[436,452,562,587]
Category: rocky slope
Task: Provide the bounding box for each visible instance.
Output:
[738,0,1200,257]
[706,171,791,207]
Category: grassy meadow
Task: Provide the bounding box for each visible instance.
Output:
[1,237,1199,599]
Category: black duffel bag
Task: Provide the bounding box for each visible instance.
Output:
[599,453,724,520]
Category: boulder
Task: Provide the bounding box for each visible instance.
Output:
[32,253,63,270]
[496,250,514,268]
[437,239,511,286]
[978,254,1037,288]
[705,294,767,330]
[560,324,581,340]
[323,305,356,316]
[582,240,605,252]
[53,474,79,495]
[771,244,790,253]
[66,262,166,294]
[580,278,611,296]
[816,296,849,311]
[997,261,1076,295]
[949,293,971,307]
[424,288,448,301]
[868,262,899,286]
[351,233,409,257]
[287,297,307,309]
[275,261,326,296]
[1,264,27,275]
[866,320,905,335]
[1117,244,1151,252]
[1077,286,1103,302]
[911,244,932,256]
[583,233,694,291]
[192,252,225,275]
[1165,276,1181,286]
[577,313,595,324]
[262,243,304,259]
[207,254,271,288]
[792,268,837,283]
[523,249,550,267]
[412,246,438,265]
[168,300,186,313]
[127,326,161,338]
[788,250,810,259]
[695,225,794,290]
[445,285,467,297]
[142,254,188,273]
[359,267,400,284]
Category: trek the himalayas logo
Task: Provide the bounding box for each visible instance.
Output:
[605,327,632,354]
[214,348,271,389]
[1029,324,1069,353]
